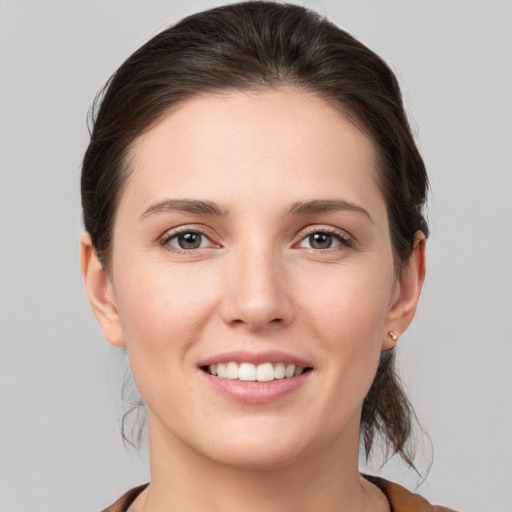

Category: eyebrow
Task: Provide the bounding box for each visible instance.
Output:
[139,197,372,223]
[140,198,229,220]
[284,199,373,223]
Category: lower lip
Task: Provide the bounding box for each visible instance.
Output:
[200,370,312,404]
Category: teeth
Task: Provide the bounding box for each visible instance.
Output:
[256,362,274,382]
[217,363,226,378]
[285,364,296,378]
[226,362,239,379]
[239,362,256,381]
[274,362,285,379]
[206,362,307,381]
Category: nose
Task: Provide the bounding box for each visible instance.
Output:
[219,246,295,331]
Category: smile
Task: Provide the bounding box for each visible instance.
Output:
[198,351,314,403]
[203,362,311,382]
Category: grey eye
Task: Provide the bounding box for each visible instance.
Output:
[178,232,202,249]
[167,231,209,250]
[308,233,333,249]
[297,231,345,250]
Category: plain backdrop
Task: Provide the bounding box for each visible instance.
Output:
[1,1,511,511]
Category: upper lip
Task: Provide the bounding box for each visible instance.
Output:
[198,350,312,368]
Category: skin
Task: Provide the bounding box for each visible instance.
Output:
[81,89,426,512]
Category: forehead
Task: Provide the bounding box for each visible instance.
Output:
[122,89,384,216]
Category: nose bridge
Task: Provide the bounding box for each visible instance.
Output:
[221,237,293,329]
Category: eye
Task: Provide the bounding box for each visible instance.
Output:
[163,230,212,251]
[297,230,351,250]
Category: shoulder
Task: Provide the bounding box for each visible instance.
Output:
[100,484,149,512]
[364,475,458,512]
[101,479,457,512]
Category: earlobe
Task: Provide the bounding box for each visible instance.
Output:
[80,232,126,348]
[382,231,426,350]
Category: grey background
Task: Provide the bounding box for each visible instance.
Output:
[1,1,511,511]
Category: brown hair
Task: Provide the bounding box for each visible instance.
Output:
[82,1,429,469]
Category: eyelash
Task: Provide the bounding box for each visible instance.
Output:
[295,226,354,252]
[158,226,354,254]
[159,227,217,254]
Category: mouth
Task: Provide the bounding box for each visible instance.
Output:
[200,362,313,382]
[198,352,313,403]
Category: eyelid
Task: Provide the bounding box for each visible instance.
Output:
[158,225,220,251]
[157,224,354,253]
[294,225,354,249]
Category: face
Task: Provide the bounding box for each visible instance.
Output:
[85,89,421,470]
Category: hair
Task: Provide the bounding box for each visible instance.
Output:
[81,1,429,470]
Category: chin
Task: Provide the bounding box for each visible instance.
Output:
[188,417,334,471]
[202,439,306,471]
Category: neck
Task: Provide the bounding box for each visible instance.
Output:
[141,411,387,512]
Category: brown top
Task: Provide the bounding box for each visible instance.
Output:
[101,477,457,512]
[364,476,457,511]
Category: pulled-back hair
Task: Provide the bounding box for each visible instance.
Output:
[81,1,429,469]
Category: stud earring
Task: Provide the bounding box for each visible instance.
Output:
[388,331,398,342]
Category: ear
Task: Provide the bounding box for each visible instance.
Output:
[382,231,426,350]
[80,232,126,348]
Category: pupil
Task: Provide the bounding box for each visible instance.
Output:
[178,232,201,249]
[310,233,332,249]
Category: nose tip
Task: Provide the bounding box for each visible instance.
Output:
[228,303,287,330]
[219,255,294,331]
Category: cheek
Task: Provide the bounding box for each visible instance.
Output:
[113,263,220,366]
[299,260,395,400]
[276,262,396,444]
[112,263,224,415]
[300,261,394,343]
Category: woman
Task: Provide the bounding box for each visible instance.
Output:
[80,2,455,511]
